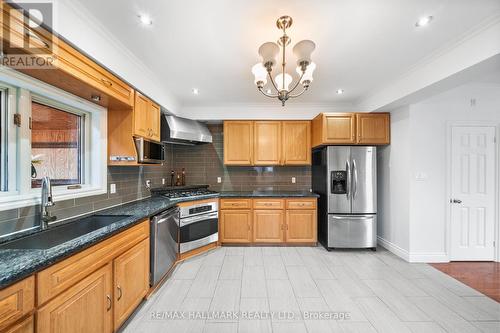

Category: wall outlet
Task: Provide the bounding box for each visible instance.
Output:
[291,177,296,184]
[145,179,151,188]
[110,183,116,194]
[217,177,222,184]
[162,178,166,185]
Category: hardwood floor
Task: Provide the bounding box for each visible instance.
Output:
[431,262,500,302]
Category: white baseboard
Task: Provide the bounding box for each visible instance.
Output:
[408,252,449,263]
[377,236,410,261]
[377,236,449,263]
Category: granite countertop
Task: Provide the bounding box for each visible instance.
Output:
[219,191,319,198]
[0,190,317,288]
[0,193,218,289]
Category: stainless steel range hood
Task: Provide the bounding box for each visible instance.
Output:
[161,114,212,145]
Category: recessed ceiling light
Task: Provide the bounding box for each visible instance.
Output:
[415,16,433,27]
[336,89,344,94]
[138,14,153,25]
[266,89,272,94]
[192,88,199,95]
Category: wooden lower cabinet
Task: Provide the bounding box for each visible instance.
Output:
[286,210,317,243]
[113,239,150,330]
[3,317,33,333]
[253,210,284,243]
[220,198,317,245]
[220,210,252,243]
[0,277,34,331]
[37,264,113,333]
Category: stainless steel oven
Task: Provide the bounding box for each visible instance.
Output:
[134,137,164,164]
[179,200,218,253]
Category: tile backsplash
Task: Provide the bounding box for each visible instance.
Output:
[0,124,312,239]
[170,124,312,192]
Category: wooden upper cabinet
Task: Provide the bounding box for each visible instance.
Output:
[312,112,390,147]
[356,113,390,145]
[133,92,150,138]
[224,121,253,165]
[282,121,311,165]
[1,3,134,109]
[254,121,281,165]
[113,239,149,330]
[3,316,34,333]
[37,264,113,333]
[253,210,285,243]
[312,113,356,146]
[220,210,252,243]
[149,102,161,142]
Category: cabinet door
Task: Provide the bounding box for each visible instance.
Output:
[286,210,317,243]
[356,113,390,144]
[282,121,311,165]
[0,276,34,331]
[253,210,285,243]
[37,264,113,333]
[324,114,356,144]
[133,91,150,138]
[223,121,253,165]
[220,210,252,243]
[253,121,281,165]
[114,238,150,330]
[149,102,161,142]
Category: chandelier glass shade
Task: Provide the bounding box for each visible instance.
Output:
[252,16,316,106]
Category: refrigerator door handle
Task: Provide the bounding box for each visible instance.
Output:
[346,160,351,199]
[330,215,372,220]
[352,159,358,199]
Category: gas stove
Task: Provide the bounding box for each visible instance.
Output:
[151,185,218,200]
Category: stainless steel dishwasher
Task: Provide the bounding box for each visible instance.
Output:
[150,206,179,287]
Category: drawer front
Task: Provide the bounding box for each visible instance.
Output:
[0,276,35,331]
[220,199,252,209]
[37,220,149,306]
[286,199,317,210]
[253,199,284,210]
[3,316,34,333]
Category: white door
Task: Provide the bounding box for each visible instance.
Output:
[450,126,496,261]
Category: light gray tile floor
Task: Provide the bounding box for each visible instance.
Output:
[121,246,499,333]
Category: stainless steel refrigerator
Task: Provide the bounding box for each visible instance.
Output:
[312,146,377,250]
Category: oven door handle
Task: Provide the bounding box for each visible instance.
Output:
[180,212,218,226]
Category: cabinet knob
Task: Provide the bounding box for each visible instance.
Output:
[101,79,113,86]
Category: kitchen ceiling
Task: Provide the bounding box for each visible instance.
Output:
[74,0,500,107]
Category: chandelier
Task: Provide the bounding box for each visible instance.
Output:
[252,16,316,106]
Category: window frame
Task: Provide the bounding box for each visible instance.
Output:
[0,66,107,210]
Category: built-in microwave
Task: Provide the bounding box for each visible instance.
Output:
[134,137,164,164]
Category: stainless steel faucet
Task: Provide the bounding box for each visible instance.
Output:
[40,176,56,230]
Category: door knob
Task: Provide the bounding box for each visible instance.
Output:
[451,199,462,204]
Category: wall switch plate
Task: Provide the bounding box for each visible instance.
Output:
[217,177,222,183]
[145,180,151,188]
[110,183,116,194]
[162,178,166,185]
[291,177,296,184]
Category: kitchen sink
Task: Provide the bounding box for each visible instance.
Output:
[0,215,130,250]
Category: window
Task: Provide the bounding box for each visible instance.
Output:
[0,66,107,209]
[31,101,84,188]
[0,89,6,191]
